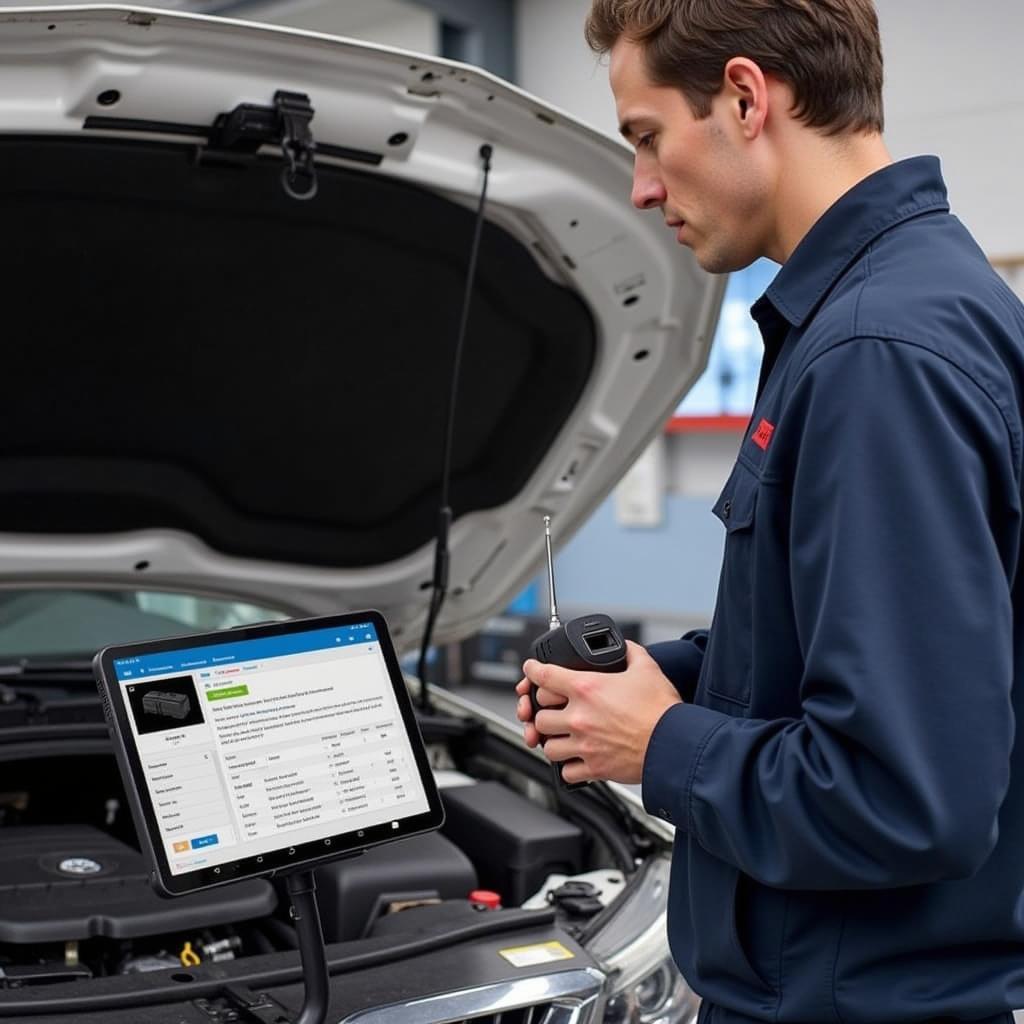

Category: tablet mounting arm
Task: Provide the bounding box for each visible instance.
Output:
[283,869,329,1024]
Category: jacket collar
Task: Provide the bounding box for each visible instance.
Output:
[753,155,949,332]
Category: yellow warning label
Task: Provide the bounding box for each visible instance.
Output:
[498,941,575,968]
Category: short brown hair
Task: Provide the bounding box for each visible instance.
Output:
[585,0,884,135]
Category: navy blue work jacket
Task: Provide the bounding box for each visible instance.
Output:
[644,157,1024,1022]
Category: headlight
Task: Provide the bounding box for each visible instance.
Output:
[602,960,697,1024]
[586,854,700,1024]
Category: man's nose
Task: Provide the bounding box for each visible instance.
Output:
[631,166,667,210]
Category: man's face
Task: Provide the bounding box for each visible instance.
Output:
[609,37,770,273]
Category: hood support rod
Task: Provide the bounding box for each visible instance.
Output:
[416,143,494,712]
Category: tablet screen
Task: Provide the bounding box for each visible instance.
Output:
[96,612,442,893]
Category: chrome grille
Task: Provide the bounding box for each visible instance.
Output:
[446,1006,549,1024]
[340,968,606,1024]
[448,1005,554,1024]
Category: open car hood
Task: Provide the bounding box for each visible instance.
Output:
[0,5,724,652]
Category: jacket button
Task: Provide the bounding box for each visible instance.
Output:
[659,807,672,821]
[722,500,732,519]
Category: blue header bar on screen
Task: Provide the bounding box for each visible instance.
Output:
[112,623,379,681]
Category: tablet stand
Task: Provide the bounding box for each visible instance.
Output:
[283,870,329,1024]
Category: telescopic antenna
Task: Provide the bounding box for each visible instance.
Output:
[544,515,561,630]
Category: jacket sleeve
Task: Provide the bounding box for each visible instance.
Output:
[642,337,1021,889]
[647,629,708,703]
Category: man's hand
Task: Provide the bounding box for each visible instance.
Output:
[514,640,682,785]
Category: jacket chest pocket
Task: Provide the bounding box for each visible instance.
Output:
[700,461,760,708]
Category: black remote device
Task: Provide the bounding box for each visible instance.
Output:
[529,516,627,791]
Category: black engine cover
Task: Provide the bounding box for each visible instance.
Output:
[0,826,276,943]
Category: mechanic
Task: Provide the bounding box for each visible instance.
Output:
[516,2,1024,1022]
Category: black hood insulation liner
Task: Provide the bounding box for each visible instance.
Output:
[0,138,595,568]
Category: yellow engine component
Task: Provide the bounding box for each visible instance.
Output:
[179,941,201,967]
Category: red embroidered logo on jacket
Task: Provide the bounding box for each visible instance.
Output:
[752,418,775,451]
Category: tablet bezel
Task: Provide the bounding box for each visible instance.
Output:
[94,609,444,897]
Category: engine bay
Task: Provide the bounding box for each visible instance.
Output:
[0,696,652,992]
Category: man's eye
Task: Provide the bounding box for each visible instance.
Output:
[636,134,656,151]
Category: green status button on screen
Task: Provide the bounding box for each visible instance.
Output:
[206,684,249,702]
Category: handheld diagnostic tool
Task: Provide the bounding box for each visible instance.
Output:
[93,610,443,898]
[529,516,627,790]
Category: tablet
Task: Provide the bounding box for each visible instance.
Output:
[94,610,443,896]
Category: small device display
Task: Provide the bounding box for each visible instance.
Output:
[94,611,443,896]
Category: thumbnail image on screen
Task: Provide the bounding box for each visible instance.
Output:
[127,675,204,734]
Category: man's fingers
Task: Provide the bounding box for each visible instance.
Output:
[522,721,542,749]
[624,638,657,668]
[522,658,577,698]
[541,736,577,763]
[534,707,570,738]
[514,678,531,697]
[516,694,533,722]
[559,758,591,786]
[535,686,566,709]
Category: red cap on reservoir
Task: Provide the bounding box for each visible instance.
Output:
[469,889,502,910]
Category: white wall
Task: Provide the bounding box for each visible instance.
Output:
[517,0,614,136]
[877,0,1024,259]
[517,0,1024,258]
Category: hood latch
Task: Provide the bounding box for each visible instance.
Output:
[274,90,318,201]
[208,90,318,202]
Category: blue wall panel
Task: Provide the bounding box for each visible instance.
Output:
[551,494,725,621]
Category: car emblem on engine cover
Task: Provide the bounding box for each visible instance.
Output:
[58,857,102,875]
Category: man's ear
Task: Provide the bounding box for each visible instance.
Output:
[723,57,768,138]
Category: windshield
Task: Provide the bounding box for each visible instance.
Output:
[0,589,289,662]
